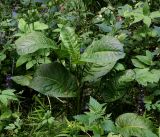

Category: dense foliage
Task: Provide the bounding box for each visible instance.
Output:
[0,0,160,136]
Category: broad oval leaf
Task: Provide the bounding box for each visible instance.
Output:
[81,36,125,64]
[115,113,158,137]
[15,31,57,55]
[83,62,116,82]
[81,36,125,81]
[29,62,78,97]
[100,69,135,102]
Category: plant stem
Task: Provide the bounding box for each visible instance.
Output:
[47,96,52,111]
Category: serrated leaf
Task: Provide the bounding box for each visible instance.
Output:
[15,31,57,55]
[60,27,80,63]
[12,75,32,86]
[5,123,16,130]
[74,114,90,125]
[116,113,157,137]
[0,110,12,120]
[102,119,116,132]
[81,36,125,81]
[89,97,105,113]
[29,62,78,97]
[88,113,102,125]
[0,89,17,106]
[74,97,106,126]
[132,14,144,24]
[134,68,160,86]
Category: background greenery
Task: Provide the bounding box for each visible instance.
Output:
[0,0,160,136]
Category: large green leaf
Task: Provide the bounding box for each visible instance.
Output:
[60,27,80,63]
[81,36,125,81]
[83,62,116,82]
[100,69,135,102]
[115,113,157,137]
[29,62,78,97]
[15,31,57,55]
[81,36,125,64]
